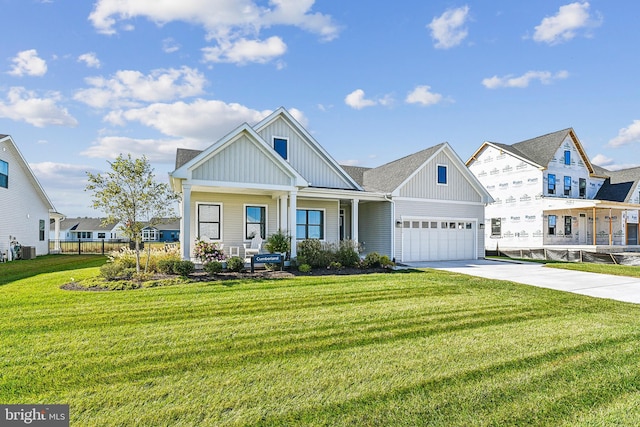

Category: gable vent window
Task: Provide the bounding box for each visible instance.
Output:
[437,165,448,185]
[564,150,571,165]
[274,137,288,160]
[0,159,7,189]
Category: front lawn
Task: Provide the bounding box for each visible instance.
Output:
[545,261,640,278]
[2,258,640,426]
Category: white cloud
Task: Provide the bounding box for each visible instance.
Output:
[31,162,92,190]
[608,120,640,147]
[104,99,272,141]
[162,38,181,53]
[74,66,207,109]
[405,85,444,106]
[8,49,48,77]
[344,89,378,110]
[533,2,601,45]
[428,5,470,49]
[81,136,190,162]
[591,154,613,167]
[0,87,78,127]
[88,0,339,64]
[202,36,287,64]
[78,52,101,68]
[482,70,569,89]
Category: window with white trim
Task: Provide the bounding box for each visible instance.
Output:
[274,137,288,160]
[198,203,221,240]
[564,216,572,235]
[296,209,324,240]
[564,176,571,196]
[0,159,7,189]
[245,205,266,240]
[548,215,557,235]
[437,165,447,184]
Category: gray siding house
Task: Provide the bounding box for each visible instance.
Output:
[170,108,492,263]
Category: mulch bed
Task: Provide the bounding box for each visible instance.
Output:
[61,267,393,291]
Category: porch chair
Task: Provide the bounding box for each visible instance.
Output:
[243,235,263,263]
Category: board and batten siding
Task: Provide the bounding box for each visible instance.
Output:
[358,201,392,258]
[399,151,482,202]
[258,117,356,190]
[296,198,340,245]
[188,192,279,257]
[393,199,485,260]
[0,140,50,257]
[192,135,292,186]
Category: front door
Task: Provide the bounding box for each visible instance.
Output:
[579,214,587,244]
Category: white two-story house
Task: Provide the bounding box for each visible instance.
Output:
[467,128,640,252]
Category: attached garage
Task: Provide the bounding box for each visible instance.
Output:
[401,218,476,262]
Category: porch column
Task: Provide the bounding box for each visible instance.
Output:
[289,190,297,258]
[54,217,61,251]
[352,198,359,245]
[592,207,596,246]
[609,208,613,246]
[279,194,288,233]
[181,184,192,260]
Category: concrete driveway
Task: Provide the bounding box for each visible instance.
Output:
[403,259,640,304]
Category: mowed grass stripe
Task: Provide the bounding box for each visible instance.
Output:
[2,258,640,425]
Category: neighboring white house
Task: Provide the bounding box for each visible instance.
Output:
[169,107,492,263]
[50,217,122,242]
[0,134,63,259]
[467,128,640,252]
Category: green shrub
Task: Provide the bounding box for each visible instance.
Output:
[174,260,195,277]
[329,261,342,270]
[100,263,135,280]
[203,261,223,274]
[226,256,245,272]
[297,239,333,268]
[298,263,312,273]
[335,240,360,267]
[157,259,178,274]
[363,252,382,268]
[361,252,395,269]
[379,255,395,268]
[264,230,290,256]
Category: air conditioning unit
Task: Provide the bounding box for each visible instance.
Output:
[21,246,36,260]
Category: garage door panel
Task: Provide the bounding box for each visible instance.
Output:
[402,219,475,262]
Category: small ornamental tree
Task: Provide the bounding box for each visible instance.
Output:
[86,154,181,273]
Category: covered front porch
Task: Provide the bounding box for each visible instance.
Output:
[178,184,388,262]
[542,198,640,249]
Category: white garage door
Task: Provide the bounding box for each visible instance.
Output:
[401,219,475,262]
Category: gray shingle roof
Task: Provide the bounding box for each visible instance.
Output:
[340,165,370,187]
[507,128,573,167]
[52,217,118,231]
[175,148,202,170]
[345,144,445,192]
[595,167,640,202]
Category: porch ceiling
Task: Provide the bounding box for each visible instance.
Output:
[542,197,638,212]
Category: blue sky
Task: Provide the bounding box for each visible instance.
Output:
[2,0,639,217]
